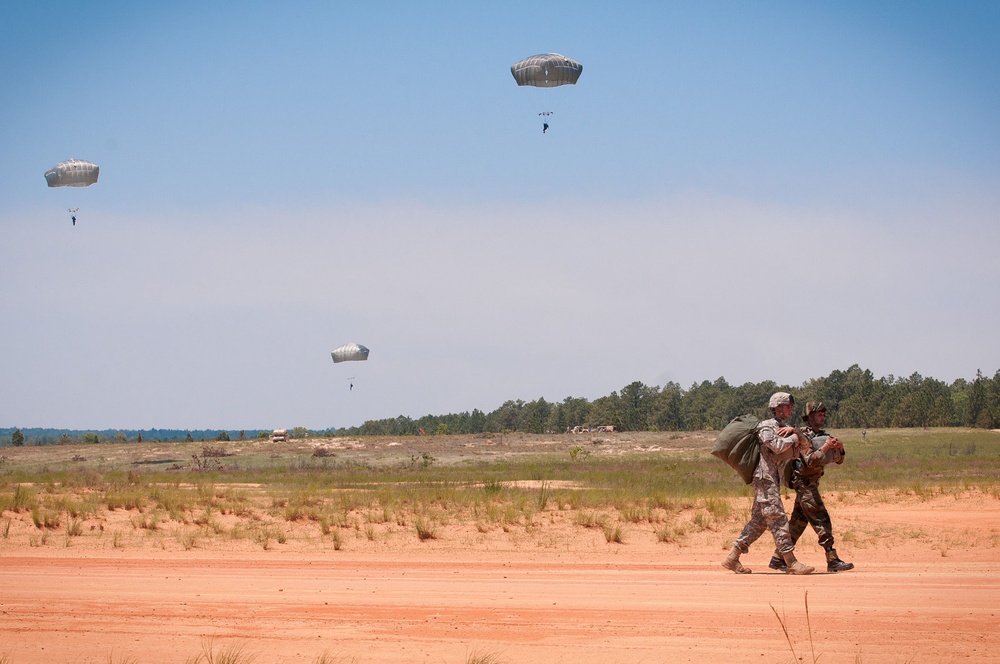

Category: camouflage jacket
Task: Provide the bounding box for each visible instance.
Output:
[754,417,801,484]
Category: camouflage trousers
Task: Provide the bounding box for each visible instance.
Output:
[733,478,794,555]
[788,478,835,551]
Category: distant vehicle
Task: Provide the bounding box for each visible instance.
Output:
[269,429,289,442]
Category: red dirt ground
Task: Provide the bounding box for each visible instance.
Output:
[2,492,998,664]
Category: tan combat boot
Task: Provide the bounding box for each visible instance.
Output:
[722,546,751,574]
[781,551,814,575]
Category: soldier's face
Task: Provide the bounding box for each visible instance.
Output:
[775,403,793,420]
[809,410,827,428]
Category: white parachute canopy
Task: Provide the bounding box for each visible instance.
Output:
[510,53,583,87]
[331,343,370,363]
[45,159,100,187]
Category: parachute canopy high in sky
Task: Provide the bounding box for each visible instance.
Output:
[331,343,370,363]
[44,159,100,187]
[510,53,583,87]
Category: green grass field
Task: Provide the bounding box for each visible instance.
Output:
[2,428,997,545]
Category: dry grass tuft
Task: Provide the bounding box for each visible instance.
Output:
[185,639,256,664]
[602,523,625,544]
[415,518,438,541]
[311,651,357,664]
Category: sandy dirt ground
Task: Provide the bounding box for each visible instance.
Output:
[2,490,999,664]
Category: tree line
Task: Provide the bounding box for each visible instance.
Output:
[1,428,273,447]
[335,365,1000,436]
[6,365,1000,445]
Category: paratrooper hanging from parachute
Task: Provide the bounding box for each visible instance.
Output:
[331,343,370,391]
[511,53,583,134]
[45,159,100,226]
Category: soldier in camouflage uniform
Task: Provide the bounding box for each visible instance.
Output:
[768,401,854,573]
[722,392,815,575]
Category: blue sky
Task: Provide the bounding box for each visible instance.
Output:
[2,1,998,430]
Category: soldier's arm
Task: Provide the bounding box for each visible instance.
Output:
[829,435,846,464]
[763,425,801,456]
[807,435,844,467]
[802,447,827,468]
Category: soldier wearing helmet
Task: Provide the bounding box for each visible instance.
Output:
[722,392,815,575]
[768,401,854,573]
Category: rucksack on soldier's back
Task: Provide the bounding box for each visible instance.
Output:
[711,414,761,484]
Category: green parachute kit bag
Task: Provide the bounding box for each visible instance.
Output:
[711,415,761,484]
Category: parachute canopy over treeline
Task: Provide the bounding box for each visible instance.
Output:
[510,53,583,87]
[44,159,100,187]
[331,343,370,363]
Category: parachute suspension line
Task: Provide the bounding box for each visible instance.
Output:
[539,111,553,134]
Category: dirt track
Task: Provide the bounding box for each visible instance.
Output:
[2,494,998,664]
